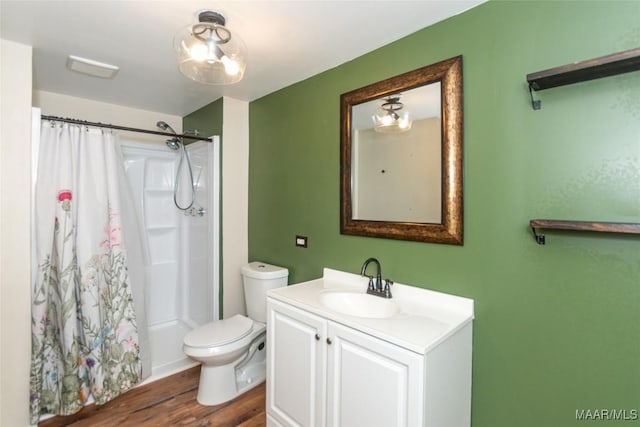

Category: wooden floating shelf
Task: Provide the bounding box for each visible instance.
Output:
[529,219,640,245]
[526,47,640,109]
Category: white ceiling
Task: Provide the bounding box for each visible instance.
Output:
[0,0,485,117]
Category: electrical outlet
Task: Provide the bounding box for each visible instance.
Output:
[295,235,308,248]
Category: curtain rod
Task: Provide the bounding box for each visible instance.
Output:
[41,115,212,142]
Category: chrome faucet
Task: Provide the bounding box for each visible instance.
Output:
[360,257,393,298]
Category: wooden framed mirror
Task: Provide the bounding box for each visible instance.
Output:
[340,55,463,244]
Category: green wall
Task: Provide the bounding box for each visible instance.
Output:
[183,97,223,139]
[248,1,640,426]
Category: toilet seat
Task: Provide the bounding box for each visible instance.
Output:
[183,316,266,361]
[184,314,253,348]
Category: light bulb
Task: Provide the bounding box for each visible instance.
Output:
[189,43,208,62]
[381,115,393,126]
[221,56,240,76]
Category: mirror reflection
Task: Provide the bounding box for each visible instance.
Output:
[351,83,442,223]
[340,55,463,244]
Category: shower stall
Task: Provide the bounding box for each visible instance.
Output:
[119,137,220,382]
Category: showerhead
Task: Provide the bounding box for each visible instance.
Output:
[166,137,181,151]
[157,121,181,150]
[156,120,177,135]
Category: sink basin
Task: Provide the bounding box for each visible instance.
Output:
[319,291,400,318]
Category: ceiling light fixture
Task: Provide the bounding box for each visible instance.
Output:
[372,95,412,133]
[174,10,247,85]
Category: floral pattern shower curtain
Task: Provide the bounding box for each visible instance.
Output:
[30,121,141,423]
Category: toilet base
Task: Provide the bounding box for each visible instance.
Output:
[194,332,268,406]
[196,359,267,405]
[197,363,238,405]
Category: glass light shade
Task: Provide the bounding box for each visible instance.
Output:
[372,108,412,133]
[174,21,247,85]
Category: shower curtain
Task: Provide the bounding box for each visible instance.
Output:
[30,121,143,423]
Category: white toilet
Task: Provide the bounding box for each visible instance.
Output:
[183,261,288,405]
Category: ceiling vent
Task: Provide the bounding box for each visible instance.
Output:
[66,55,119,79]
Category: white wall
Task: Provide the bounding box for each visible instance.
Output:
[1,38,33,427]
[354,117,441,222]
[35,91,182,143]
[221,97,249,318]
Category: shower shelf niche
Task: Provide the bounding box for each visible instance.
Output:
[145,189,174,194]
[529,219,640,245]
[146,225,178,231]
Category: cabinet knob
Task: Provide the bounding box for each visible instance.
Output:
[326,338,332,345]
[315,333,320,341]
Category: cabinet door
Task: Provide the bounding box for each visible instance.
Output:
[326,321,424,427]
[267,298,327,427]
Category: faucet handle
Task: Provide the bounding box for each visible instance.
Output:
[383,279,393,298]
[366,276,375,291]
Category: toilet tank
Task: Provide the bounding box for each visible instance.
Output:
[242,261,288,323]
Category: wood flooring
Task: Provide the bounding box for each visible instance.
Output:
[38,366,266,427]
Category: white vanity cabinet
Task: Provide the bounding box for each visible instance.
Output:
[267,299,326,426]
[266,299,424,427]
[266,268,473,427]
[325,320,424,427]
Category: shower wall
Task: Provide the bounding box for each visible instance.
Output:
[120,139,218,380]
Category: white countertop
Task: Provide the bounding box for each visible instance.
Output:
[267,268,474,354]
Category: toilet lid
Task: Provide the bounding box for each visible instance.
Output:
[184,314,254,348]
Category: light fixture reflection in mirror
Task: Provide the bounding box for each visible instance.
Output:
[340,55,463,244]
[372,95,412,133]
